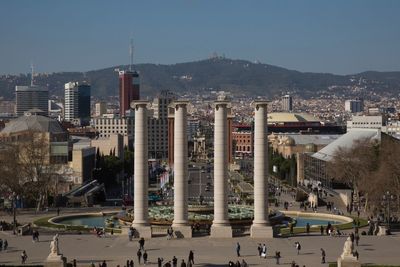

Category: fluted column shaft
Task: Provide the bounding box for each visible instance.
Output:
[173,102,189,225]
[133,102,149,226]
[253,102,269,225]
[213,101,230,225]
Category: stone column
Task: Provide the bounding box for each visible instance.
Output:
[251,101,273,238]
[131,101,152,238]
[211,100,232,238]
[171,101,192,238]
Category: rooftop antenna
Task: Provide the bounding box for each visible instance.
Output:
[30,62,34,86]
[129,38,134,71]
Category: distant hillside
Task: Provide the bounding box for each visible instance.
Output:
[1,58,400,100]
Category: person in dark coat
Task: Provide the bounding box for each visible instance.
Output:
[137,249,142,264]
[236,242,241,257]
[158,258,163,267]
[139,238,145,250]
[188,250,194,264]
[172,256,178,267]
[180,260,186,267]
[321,248,326,263]
[143,251,148,265]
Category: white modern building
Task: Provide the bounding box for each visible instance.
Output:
[64,82,91,126]
[347,115,383,131]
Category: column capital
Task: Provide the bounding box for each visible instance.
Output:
[251,100,270,109]
[213,100,231,110]
[130,100,150,110]
[169,100,189,110]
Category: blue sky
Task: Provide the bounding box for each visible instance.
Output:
[1,0,399,75]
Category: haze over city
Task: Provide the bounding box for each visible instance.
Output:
[1,0,400,75]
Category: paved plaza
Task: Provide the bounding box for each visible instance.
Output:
[1,217,400,266]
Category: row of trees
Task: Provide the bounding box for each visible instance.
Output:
[328,135,400,213]
[0,132,60,210]
[92,147,134,190]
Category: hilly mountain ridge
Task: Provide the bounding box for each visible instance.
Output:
[1,58,400,100]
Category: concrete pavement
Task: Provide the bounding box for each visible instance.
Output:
[1,229,400,266]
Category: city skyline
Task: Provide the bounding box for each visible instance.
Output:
[0,0,400,75]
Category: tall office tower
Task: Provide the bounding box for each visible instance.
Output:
[281,94,293,112]
[148,90,175,159]
[119,70,140,117]
[64,82,91,126]
[95,101,107,117]
[345,99,364,113]
[15,85,49,117]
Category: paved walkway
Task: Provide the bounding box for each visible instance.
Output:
[1,230,400,266]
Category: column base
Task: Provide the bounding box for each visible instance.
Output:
[337,257,361,267]
[250,224,273,238]
[172,225,192,238]
[131,225,152,239]
[210,224,232,238]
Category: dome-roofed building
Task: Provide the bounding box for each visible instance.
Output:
[0,113,69,164]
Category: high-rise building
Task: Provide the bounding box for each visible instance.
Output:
[15,85,49,117]
[119,70,140,117]
[149,90,175,159]
[345,99,364,113]
[282,94,293,112]
[64,82,91,126]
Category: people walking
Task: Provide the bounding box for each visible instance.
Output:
[101,260,107,267]
[321,248,326,263]
[320,225,324,235]
[241,259,248,267]
[261,244,267,258]
[188,250,194,265]
[3,239,8,251]
[306,223,310,235]
[143,251,148,265]
[157,258,164,267]
[128,228,133,241]
[236,242,241,257]
[275,251,281,265]
[180,259,186,267]
[130,260,134,267]
[137,249,142,264]
[172,256,178,267]
[295,242,301,255]
[167,227,174,240]
[21,250,27,264]
[355,232,360,246]
[257,243,262,257]
[139,238,145,250]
